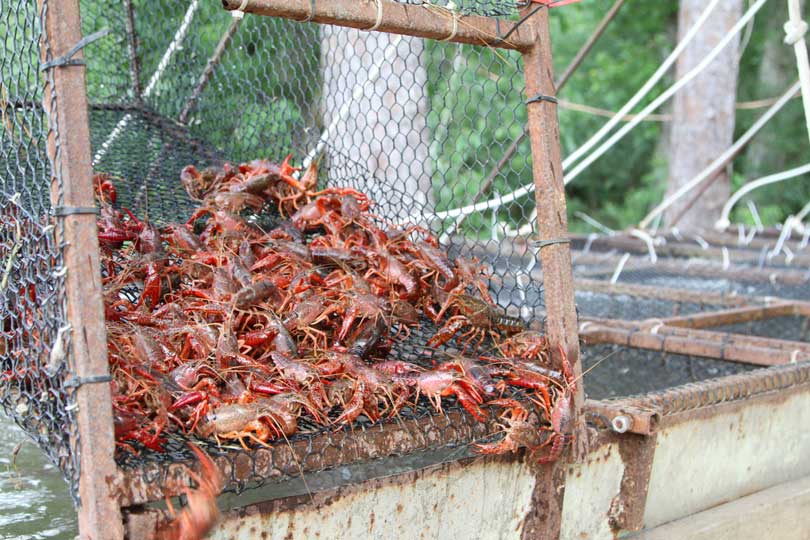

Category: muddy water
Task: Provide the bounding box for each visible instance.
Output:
[0,418,77,540]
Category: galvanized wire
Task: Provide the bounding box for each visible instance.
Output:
[0,0,80,504]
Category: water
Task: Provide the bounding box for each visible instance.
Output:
[0,418,77,540]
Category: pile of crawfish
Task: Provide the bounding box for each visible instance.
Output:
[98,155,575,464]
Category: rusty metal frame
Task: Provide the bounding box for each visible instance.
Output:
[39,1,123,539]
[569,232,810,268]
[35,0,810,538]
[221,0,537,50]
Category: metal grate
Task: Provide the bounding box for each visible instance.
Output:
[0,0,81,503]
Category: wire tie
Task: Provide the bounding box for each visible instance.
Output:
[532,237,570,250]
[440,2,460,42]
[64,374,113,389]
[297,0,316,22]
[54,206,99,217]
[41,28,111,71]
[526,93,558,106]
[365,0,384,31]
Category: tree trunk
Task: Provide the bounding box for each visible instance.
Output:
[664,0,743,231]
[320,27,433,222]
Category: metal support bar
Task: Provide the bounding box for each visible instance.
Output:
[584,400,660,436]
[520,8,580,539]
[659,303,799,329]
[574,278,753,308]
[40,1,123,539]
[220,0,536,51]
[581,322,810,366]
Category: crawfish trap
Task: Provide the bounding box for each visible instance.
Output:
[3,1,810,539]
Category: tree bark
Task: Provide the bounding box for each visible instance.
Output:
[664,0,743,231]
[320,27,433,221]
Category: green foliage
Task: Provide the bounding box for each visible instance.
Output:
[67,1,809,231]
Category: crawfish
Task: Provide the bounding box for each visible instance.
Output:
[155,444,223,540]
[393,367,486,422]
[474,399,543,456]
[426,289,524,351]
[197,394,307,449]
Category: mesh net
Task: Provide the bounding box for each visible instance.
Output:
[0,1,81,503]
[4,0,810,510]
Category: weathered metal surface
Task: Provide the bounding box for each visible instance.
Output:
[569,233,810,268]
[659,303,798,328]
[643,386,810,528]
[560,440,625,540]
[520,461,566,540]
[209,456,536,540]
[522,3,584,451]
[605,361,810,419]
[221,0,535,51]
[580,320,810,365]
[632,475,810,540]
[575,278,754,308]
[116,407,500,507]
[585,401,660,436]
[40,1,123,538]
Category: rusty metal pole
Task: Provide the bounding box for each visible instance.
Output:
[520,7,584,539]
[41,1,124,539]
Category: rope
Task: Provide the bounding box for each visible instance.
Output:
[643,79,801,230]
[425,0,725,223]
[715,162,810,230]
[232,0,248,18]
[439,2,459,42]
[365,0,384,32]
[566,0,768,188]
[557,92,801,121]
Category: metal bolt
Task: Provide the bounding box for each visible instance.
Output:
[612,415,632,433]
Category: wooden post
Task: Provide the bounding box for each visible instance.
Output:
[520,7,584,538]
[41,1,124,539]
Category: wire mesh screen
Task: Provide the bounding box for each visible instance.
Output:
[0,1,81,502]
[79,0,543,314]
[581,344,759,401]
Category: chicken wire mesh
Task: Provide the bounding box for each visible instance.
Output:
[0,0,82,503]
[52,0,547,499]
[4,0,810,512]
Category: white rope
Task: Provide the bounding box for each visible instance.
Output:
[786,0,810,144]
[92,0,200,166]
[426,0,768,225]
[440,2,459,42]
[609,252,631,284]
[574,211,615,235]
[747,200,764,231]
[715,162,810,229]
[576,0,770,201]
[770,215,795,258]
[365,0,384,32]
[232,0,248,18]
[796,199,810,222]
[560,0,723,171]
[642,78,801,229]
[629,228,658,263]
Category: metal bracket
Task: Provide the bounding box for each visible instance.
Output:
[41,28,111,71]
[64,374,113,389]
[54,206,100,217]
